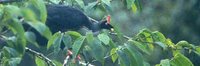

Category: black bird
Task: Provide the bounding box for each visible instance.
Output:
[46,4,113,33]
[25,4,114,46]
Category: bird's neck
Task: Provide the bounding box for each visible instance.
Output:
[88,22,101,32]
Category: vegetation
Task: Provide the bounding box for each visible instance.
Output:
[0,0,200,66]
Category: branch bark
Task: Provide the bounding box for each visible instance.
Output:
[25,47,56,66]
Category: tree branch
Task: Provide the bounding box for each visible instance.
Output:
[109,32,132,40]
[62,50,94,66]
[25,47,56,66]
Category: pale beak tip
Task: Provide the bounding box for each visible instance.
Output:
[111,28,114,31]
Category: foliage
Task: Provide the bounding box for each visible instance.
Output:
[0,0,200,66]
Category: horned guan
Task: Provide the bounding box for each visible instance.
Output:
[46,4,113,33]
[25,4,114,46]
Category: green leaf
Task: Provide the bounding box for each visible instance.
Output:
[7,19,26,54]
[152,31,166,42]
[85,1,98,10]
[62,33,72,49]
[194,46,200,56]
[3,47,20,58]
[2,47,22,65]
[137,29,155,51]
[25,31,36,43]
[131,3,137,13]
[2,5,20,16]
[84,1,98,13]
[82,46,93,62]
[128,40,150,55]
[136,29,152,42]
[47,32,63,49]
[143,62,150,66]
[176,41,189,47]
[117,49,130,66]
[52,60,63,66]
[125,0,139,13]
[25,31,39,47]
[75,0,85,8]
[135,0,142,12]
[27,0,47,23]
[2,5,26,54]
[102,0,111,6]
[160,59,170,66]
[86,32,105,64]
[35,56,46,66]
[109,39,117,48]
[175,41,194,49]
[66,31,82,39]
[124,48,141,66]
[125,43,144,66]
[72,36,86,59]
[26,21,52,40]
[86,32,94,43]
[0,5,3,21]
[2,5,21,23]
[21,8,38,22]
[112,26,125,44]
[170,53,193,66]
[8,58,21,66]
[154,42,167,50]
[88,38,105,63]
[98,33,110,45]
[165,39,175,48]
[110,48,118,62]
[126,0,135,9]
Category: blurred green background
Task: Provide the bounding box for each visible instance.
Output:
[61,0,200,45]
[46,0,200,65]
[79,0,200,65]
[106,0,200,45]
[28,0,200,65]
[1,0,200,66]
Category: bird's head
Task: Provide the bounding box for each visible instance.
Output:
[100,15,114,31]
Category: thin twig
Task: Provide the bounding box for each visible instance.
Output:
[46,0,56,4]
[91,51,117,63]
[25,47,56,66]
[79,61,94,66]
[62,50,95,66]
[63,55,70,66]
[88,17,99,23]
[109,32,132,40]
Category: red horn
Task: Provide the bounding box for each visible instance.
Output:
[106,15,111,24]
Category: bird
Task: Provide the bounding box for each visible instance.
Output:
[24,4,114,46]
[46,4,113,33]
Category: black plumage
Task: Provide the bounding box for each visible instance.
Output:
[46,4,113,33]
[24,4,113,46]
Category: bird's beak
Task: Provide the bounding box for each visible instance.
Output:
[111,28,114,32]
